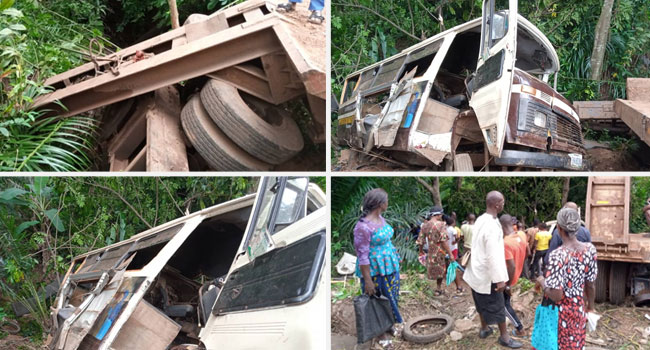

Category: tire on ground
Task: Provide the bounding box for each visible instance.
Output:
[608,262,627,305]
[595,260,610,303]
[180,95,272,171]
[402,314,454,344]
[200,79,304,165]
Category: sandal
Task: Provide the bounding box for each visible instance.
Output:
[390,323,404,337]
[511,329,526,338]
[308,10,324,24]
[434,289,446,296]
[456,287,465,294]
[276,2,296,12]
[498,336,523,348]
[479,326,494,339]
[378,339,394,350]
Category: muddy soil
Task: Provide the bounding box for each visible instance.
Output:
[332,147,649,172]
[332,273,650,350]
[586,148,646,171]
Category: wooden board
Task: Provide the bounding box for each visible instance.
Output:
[416,98,458,134]
[146,87,189,172]
[110,300,180,350]
[573,101,619,120]
[614,99,650,146]
[626,78,650,101]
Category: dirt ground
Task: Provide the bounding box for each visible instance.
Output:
[280,0,327,72]
[0,334,38,350]
[332,146,650,172]
[331,273,650,350]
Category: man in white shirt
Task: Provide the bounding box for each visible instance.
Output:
[463,191,522,349]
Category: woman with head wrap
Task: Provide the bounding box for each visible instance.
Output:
[353,188,402,349]
[535,208,597,350]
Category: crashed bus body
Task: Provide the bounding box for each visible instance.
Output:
[47,177,326,350]
[336,0,587,171]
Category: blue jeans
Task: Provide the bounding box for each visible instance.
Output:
[290,0,324,11]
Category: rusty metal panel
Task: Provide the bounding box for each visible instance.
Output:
[34,22,282,117]
[614,99,650,147]
[626,78,650,101]
[586,177,629,245]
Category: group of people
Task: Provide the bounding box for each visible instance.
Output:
[353,188,598,350]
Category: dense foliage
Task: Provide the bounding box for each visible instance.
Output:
[332,0,650,102]
[332,177,650,269]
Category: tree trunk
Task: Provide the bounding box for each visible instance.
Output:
[432,177,441,207]
[561,177,571,206]
[455,177,462,191]
[590,0,616,80]
[168,0,180,29]
[416,177,442,207]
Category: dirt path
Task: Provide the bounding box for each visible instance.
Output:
[279,0,327,73]
[332,272,650,350]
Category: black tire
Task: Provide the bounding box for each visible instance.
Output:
[609,262,628,305]
[402,314,454,344]
[200,79,304,165]
[595,260,610,303]
[180,95,271,171]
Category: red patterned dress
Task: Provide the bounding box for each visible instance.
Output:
[417,219,448,280]
[544,244,598,350]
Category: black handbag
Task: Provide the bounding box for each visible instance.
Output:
[353,294,395,344]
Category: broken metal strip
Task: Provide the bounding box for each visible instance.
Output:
[57,272,110,350]
[98,215,205,350]
[34,18,282,117]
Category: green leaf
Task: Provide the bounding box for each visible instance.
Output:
[0,0,14,11]
[14,220,39,236]
[9,24,25,31]
[2,7,22,17]
[44,208,65,232]
[0,127,8,137]
[0,28,14,37]
[0,187,26,201]
[32,177,49,196]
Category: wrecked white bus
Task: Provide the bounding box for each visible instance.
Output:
[47,177,326,350]
[335,0,587,171]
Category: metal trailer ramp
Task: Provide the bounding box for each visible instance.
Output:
[33,0,325,171]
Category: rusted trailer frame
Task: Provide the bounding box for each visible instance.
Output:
[34,0,325,138]
[585,176,650,305]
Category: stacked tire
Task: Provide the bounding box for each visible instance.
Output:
[181,79,304,171]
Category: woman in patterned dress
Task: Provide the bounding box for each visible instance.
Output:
[536,208,597,350]
[417,206,455,296]
[353,188,402,349]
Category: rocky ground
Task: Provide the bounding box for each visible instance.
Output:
[331,272,650,350]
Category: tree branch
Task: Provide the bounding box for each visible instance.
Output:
[332,3,421,41]
[158,178,184,216]
[80,180,152,229]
